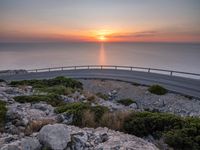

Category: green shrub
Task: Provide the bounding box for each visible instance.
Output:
[148,85,167,95]
[96,92,109,100]
[37,85,74,95]
[164,117,200,150]
[0,101,7,130]
[10,76,83,89]
[164,128,200,150]
[55,102,108,126]
[117,98,135,106]
[55,102,90,126]
[123,112,183,137]
[90,105,109,122]
[13,94,63,106]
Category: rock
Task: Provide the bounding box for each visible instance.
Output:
[21,137,41,150]
[0,137,41,150]
[39,124,70,150]
[70,132,89,150]
[57,113,73,124]
[129,102,138,109]
[5,102,57,135]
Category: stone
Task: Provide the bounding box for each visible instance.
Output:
[21,137,41,150]
[39,124,71,150]
[129,103,138,109]
[71,132,88,150]
[0,137,41,150]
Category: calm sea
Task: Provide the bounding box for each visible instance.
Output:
[0,42,200,74]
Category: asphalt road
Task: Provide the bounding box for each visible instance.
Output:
[0,69,200,98]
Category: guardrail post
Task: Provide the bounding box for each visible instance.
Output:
[130,67,133,71]
[61,67,63,71]
[36,69,38,73]
[170,71,173,76]
[48,68,50,72]
[115,66,117,70]
[75,66,76,70]
[148,68,150,73]
[101,65,103,70]
[88,66,89,69]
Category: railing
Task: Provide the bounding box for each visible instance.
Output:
[25,65,200,79]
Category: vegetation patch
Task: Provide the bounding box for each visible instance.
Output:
[10,76,83,89]
[117,98,135,106]
[13,94,63,107]
[55,102,108,126]
[148,85,167,95]
[96,92,109,100]
[36,85,74,95]
[0,100,7,131]
[123,112,200,150]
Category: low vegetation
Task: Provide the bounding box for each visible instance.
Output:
[124,112,200,150]
[117,98,135,106]
[36,85,75,95]
[96,92,109,100]
[13,94,63,107]
[10,76,83,89]
[0,100,7,131]
[148,85,167,95]
[55,102,200,150]
[55,102,108,126]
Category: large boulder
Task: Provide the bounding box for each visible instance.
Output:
[38,124,70,150]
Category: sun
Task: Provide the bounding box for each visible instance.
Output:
[98,35,107,41]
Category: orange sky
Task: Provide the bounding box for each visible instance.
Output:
[0,0,200,43]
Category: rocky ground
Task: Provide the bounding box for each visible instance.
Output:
[80,79,200,117]
[0,79,200,150]
[0,80,159,150]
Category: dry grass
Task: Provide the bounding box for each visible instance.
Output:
[100,110,132,131]
[25,119,56,135]
[81,109,132,131]
[81,110,96,127]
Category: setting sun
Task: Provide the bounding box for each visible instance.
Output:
[98,35,107,41]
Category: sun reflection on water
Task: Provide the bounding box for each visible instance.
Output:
[99,43,106,65]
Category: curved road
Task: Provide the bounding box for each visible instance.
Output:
[0,69,200,98]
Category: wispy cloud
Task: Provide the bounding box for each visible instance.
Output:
[108,30,159,39]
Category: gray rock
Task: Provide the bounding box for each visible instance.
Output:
[0,137,41,150]
[71,132,88,150]
[39,124,70,150]
[21,137,41,150]
[129,103,138,109]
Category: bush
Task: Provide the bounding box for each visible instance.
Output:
[10,76,83,89]
[117,98,135,106]
[13,94,63,106]
[37,85,74,95]
[55,102,108,126]
[148,85,167,95]
[164,117,200,150]
[123,112,183,137]
[96,92,109,100]
[0,101,7,130]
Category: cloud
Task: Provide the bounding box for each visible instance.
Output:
[108,30,159,39]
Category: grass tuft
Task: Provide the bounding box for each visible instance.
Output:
[117,98,135,106]
[148,85,167,95]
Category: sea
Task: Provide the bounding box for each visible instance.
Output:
[0,42,199,75]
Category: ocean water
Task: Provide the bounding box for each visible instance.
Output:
[0,42,200,74]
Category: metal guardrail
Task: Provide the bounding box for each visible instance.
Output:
[24,65,200,79]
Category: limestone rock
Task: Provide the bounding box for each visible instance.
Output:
[38,124,70,150]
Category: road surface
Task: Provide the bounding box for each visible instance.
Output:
[0,69,200,98]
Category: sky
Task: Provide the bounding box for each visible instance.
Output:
[0,0,200,43]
